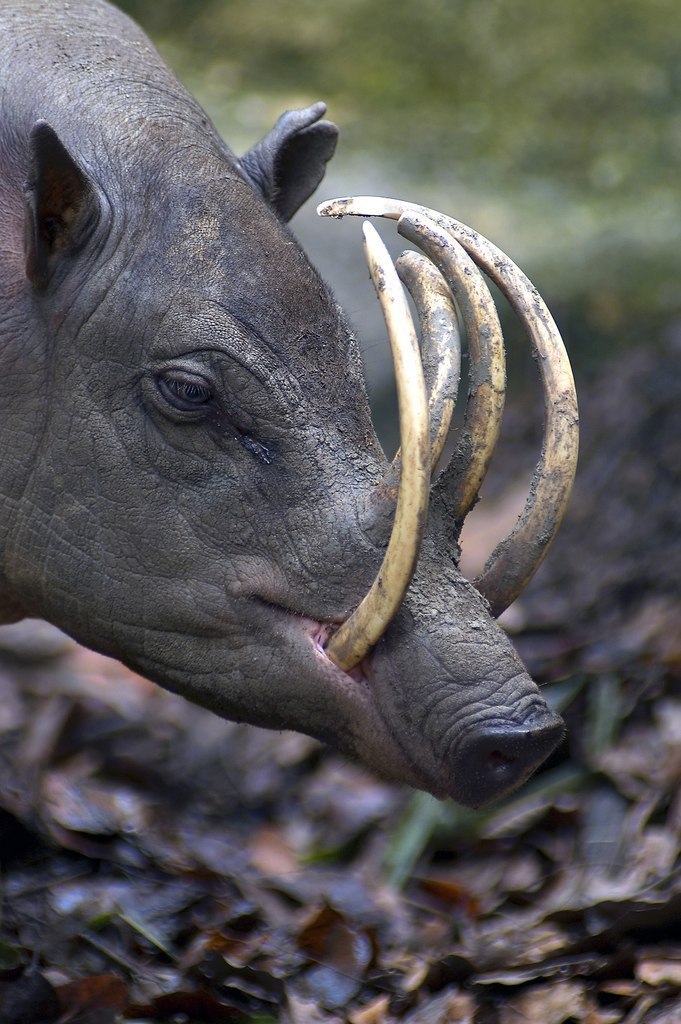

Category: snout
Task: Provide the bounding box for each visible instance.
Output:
[451,711,565,808]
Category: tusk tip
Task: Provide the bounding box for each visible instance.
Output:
[317,196,404,220]
[317,197,354,218]
[362,219,380,244]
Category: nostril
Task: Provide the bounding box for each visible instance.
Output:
[485,747,518,776]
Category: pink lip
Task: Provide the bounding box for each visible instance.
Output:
[259,605,449,797]
[307,619,369,685]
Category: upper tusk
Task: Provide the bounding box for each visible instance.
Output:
[324,222,430,670]
[396,212,506,519]
[319,196,579,616]
[394,250,461,474]
[318,196,407,221]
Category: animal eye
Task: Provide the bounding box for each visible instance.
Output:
[158,371,213,411]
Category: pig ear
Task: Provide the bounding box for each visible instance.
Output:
[24,121,101,289]
[239,102,338,222]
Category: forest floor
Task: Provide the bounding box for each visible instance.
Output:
[0,337,679,1024]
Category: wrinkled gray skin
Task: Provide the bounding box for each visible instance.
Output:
[0,0,564,807]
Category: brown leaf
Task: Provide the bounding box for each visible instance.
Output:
[348,994,391,1024]
[56,973,128,1013]
[297,906,374,1010]
[42,770,149,836]
[249,825,300,877]
[636,957,681,987]
[499,981,586,1024]
[418,877,481,917]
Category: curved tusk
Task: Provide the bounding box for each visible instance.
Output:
[318,196,407,221]
[318,196,579,616]
[394,250,461,474]
[397,213,506,517]
[325,222,430,670]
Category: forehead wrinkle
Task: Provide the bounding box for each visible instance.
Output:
[158,298,302,399]
[200,298,310,396]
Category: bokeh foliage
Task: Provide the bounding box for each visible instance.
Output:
[118,0,681,363]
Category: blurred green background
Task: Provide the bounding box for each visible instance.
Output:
[118,0,681,376]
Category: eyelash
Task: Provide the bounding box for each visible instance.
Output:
[152,368,274,465]
[158,372,213,410]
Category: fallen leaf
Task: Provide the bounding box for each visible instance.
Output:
[348,993,391,1024]
[636,957,681,987]
[249,825,300,877]
[56,972,128,1013]
[418,877,481,917]
[499,980,586,1024]
[297,906,374,1010]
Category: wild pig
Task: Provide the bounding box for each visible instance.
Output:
[0,0,578,806]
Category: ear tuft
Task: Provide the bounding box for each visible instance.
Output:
[24,120,100,288]
[240,102,339,222]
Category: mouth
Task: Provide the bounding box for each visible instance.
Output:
[308,619,370,685]
[244,596,564,807]
[240,593,442,791]
[252,600,456,797]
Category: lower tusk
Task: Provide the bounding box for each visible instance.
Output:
[325,222,430,670]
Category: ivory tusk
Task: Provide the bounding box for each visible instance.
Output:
[394,250,461,474]
[318,196,579,616]
[325,222,430,670]
[397,213,506,517]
